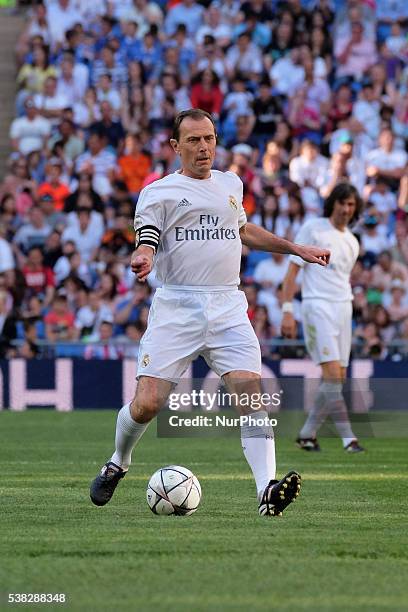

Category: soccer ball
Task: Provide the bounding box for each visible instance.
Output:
[146,465,201,516]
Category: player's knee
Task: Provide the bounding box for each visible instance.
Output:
[130,396,161,423]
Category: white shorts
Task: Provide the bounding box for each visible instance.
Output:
[137,286,262,382]
[301,299,352,367]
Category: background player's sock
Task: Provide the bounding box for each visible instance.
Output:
[299,382,329,438]
[110,402,149,470]
[241,410,276,500]
[321,382,356,441]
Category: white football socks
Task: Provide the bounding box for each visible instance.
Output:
[241,410,276,500]
[110,402,149,470]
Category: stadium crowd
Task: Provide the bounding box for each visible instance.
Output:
[0,0,407,361]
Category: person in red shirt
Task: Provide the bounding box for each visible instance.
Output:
[22,246,55,306]
[190,69,223,118]
[37,158,70,211]
[44,293,76,342]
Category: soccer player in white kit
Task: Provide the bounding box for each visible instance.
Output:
[90,109,331,516]
[281,182,365,453]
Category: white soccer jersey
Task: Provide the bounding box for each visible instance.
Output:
[289,218,359,301]
[134,170,247,287]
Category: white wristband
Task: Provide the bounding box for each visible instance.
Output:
[282,302,294,314]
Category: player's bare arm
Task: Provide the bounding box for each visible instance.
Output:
[281,262,301,339]
[239,223,330,265]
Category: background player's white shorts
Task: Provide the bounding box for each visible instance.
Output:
[301,299,352,367]
[137,286,262,382]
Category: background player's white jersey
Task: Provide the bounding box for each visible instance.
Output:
[289,218,359,301]
[134,170,247,286]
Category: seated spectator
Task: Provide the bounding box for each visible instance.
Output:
[0,289,16,358]
[38,194,66,231]
[371,251,408,292]
[225,30,263,79]
[84,321,123,359]
[359,208,390,259]
[13,206,51,257]
[269,48,305,97]
[37,158,70,212]
[252,78,283,147]
[96,73,121,112]
[229,144,261,215]
[386,279,408,323]
[365,128,407,190]
[120,321,144,358]
[101,214,135,260]
[190,69,224,119]
[61,208,103,264]
[91,101,126,150]
[10,98,51,157]
[21,245,55,306]
[47,119,84,164]
[33,76,69,127]
[196,5,232,48]
[44,293,76,342]
[64,172,103,213]
[165,0,204,37]
[16,44,56,98]
[289,140,329,191]
[56,52,86,107]
[75,289,113,339]
[0,222,15,287]
[114,281,151,333]
[252,305,274,356]
[334,21,377,80]
[75,129,117,198]
[118,134,151,197]
[254,252,289,292]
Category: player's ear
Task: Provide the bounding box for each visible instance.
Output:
[170,138,179,154]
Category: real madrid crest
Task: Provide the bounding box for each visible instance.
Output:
[142,354,150,367]
[229,195,238,210]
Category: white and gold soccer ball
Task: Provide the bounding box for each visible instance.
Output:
[146,465,201,516]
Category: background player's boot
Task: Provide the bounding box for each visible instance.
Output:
[258,471,301,516]
[90,462,127,506]
[344,440,365,453]
[296,437,321,451]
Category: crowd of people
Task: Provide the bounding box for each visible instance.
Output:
[0,0,407,360]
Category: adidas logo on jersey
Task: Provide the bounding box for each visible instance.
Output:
[177,198,192,207]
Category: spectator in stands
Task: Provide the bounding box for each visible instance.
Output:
[165,0,204,37]
[84,321,122,359]
[44,293,76,342]
[10,98,51,157]
[34,76,69,127]
[21,245,55,306]
[190,69,224,119]
[335,21,377,79]
[0,289,17,358]
[37,158,70,212]
[365,128,407,188]
[0,223,15,287]
[387,279,408,323]
[61,207,103,264]
[118,134,151,197]
[289,140,329,191]
[75,129,116,198]
[13,205,51,257]
[91,101,126,150]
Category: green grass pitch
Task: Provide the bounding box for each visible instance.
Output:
[1,410,407,611]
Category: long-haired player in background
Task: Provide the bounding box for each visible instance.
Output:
[281,182,365,452]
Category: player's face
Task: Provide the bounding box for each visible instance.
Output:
[331,197,357,228]
[171,117,216,179]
